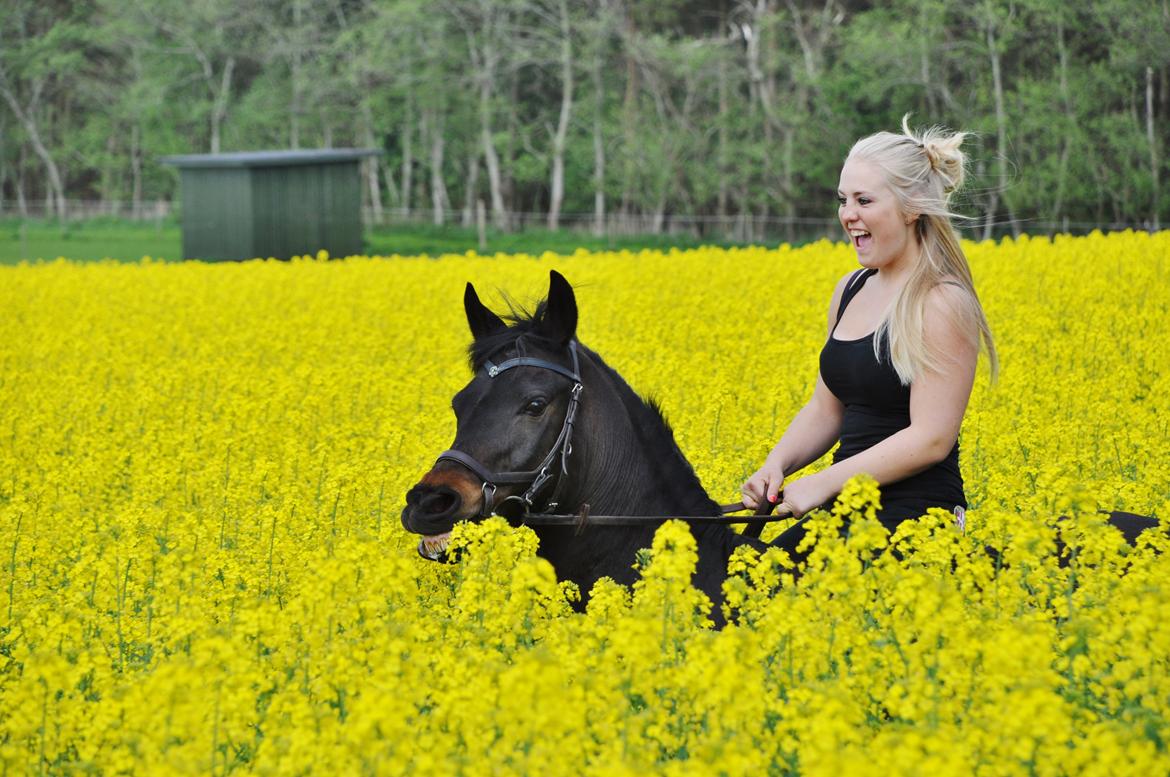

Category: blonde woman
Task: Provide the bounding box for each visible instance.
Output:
[742,117,997,544]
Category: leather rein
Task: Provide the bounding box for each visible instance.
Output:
[432,338,780,537]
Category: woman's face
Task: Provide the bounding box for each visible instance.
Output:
[837,158,917,272]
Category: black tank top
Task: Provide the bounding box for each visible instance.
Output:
[819,269,966,511]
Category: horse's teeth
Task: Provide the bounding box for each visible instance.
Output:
[419,531,451,560]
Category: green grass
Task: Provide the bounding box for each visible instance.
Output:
[1,219,183,265]
[363,222,766,257]
[0,217,776,266]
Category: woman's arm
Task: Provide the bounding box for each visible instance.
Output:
[777,284,978,517]
[741,272,852,508]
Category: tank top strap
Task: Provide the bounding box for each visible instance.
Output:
[835,268,878,326]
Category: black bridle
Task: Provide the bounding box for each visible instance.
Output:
[430,338,782,536]
[435,339,584,519]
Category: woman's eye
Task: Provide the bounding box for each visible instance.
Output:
[522,398,549,416]
[858,197,872,206]
[836,196,846,205]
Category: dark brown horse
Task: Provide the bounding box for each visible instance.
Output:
[400,271,1159,623]
[400,271,764,622]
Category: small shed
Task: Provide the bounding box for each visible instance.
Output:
[161,149,382,261]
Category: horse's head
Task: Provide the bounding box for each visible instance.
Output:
[402,270,584,560]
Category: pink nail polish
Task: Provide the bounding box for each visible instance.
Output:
[768,494,777,504]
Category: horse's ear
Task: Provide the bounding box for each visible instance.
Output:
[541,270,578,345]
[464,283,506,341]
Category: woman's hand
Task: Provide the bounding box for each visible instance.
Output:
[772,474,829,519]
[741,458,785,510]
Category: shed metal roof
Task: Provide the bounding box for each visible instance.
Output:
[160,148,382,169]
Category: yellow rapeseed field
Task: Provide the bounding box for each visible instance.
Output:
[1,232,1169,775]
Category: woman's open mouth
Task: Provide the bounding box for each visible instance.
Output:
[850,229,872,250]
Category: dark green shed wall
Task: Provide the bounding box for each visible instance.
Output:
[162,150,380,261]
[251,163,363,260]
[180,168,254,261]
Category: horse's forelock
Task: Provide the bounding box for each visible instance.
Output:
[466,300,558,371]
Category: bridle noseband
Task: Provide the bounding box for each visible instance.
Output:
[435,340,584,519]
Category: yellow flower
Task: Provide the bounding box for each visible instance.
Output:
[1,233,1168,773]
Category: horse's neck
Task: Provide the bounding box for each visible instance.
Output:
[532,355,734,594]
[564,356,719,518]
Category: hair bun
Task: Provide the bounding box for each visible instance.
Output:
[902,114,967,195]
[922,138,965,193]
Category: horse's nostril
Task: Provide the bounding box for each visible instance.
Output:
[421,490,458,515]
[403,482,466,539]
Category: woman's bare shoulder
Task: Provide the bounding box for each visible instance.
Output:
[826,269,859,328]
[924,280,980,343]
[928,277,976,312]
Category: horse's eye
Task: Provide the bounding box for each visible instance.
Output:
[522,397,549,416]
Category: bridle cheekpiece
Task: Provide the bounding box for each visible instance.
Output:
[435,339,584,520]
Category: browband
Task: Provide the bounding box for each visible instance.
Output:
[483,340,581,382]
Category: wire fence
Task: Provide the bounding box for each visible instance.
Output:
[0,199,174,223]
[363,206,847,244]
[1,198,1161,245]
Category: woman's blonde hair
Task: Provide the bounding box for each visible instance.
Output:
[847,115,998,384]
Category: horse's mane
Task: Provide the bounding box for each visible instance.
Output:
[585,348,720,515]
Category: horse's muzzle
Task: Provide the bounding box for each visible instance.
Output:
[402,467,490,561]
[403,481,461,523]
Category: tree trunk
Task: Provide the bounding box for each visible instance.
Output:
[619,10,639,216]
[401,93,414,215]
[361,104,383,225]
[1162,62,1169,124]
[101,134,118,207]
[0,78,67,219]
[209,57,235,153]
[382,156,399,209]
[782,125,796,244]
[716,33,728,222]
[982,15,1016,239]
[745,2,782,139]
[1052,17,1072,226]
[920,0,939,117]
[748,0,788,242]
[16,144,28,217]
[651,194,666,234]
[1147,66,1161,230]
[0,111,6,207]
[783,0,821,85]
[592,35,606,236]
[480,76,506,229]
[504,70,519,218]
[0,113,6,212]
[782,0,839,107]
[290,0,302,148]
[127,47,145,219]
[547,0,574,230]
[426,110,450,225]
[462,152,480,227]
[131,123,143,219]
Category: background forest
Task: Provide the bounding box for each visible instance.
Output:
[1,0,1167,243]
